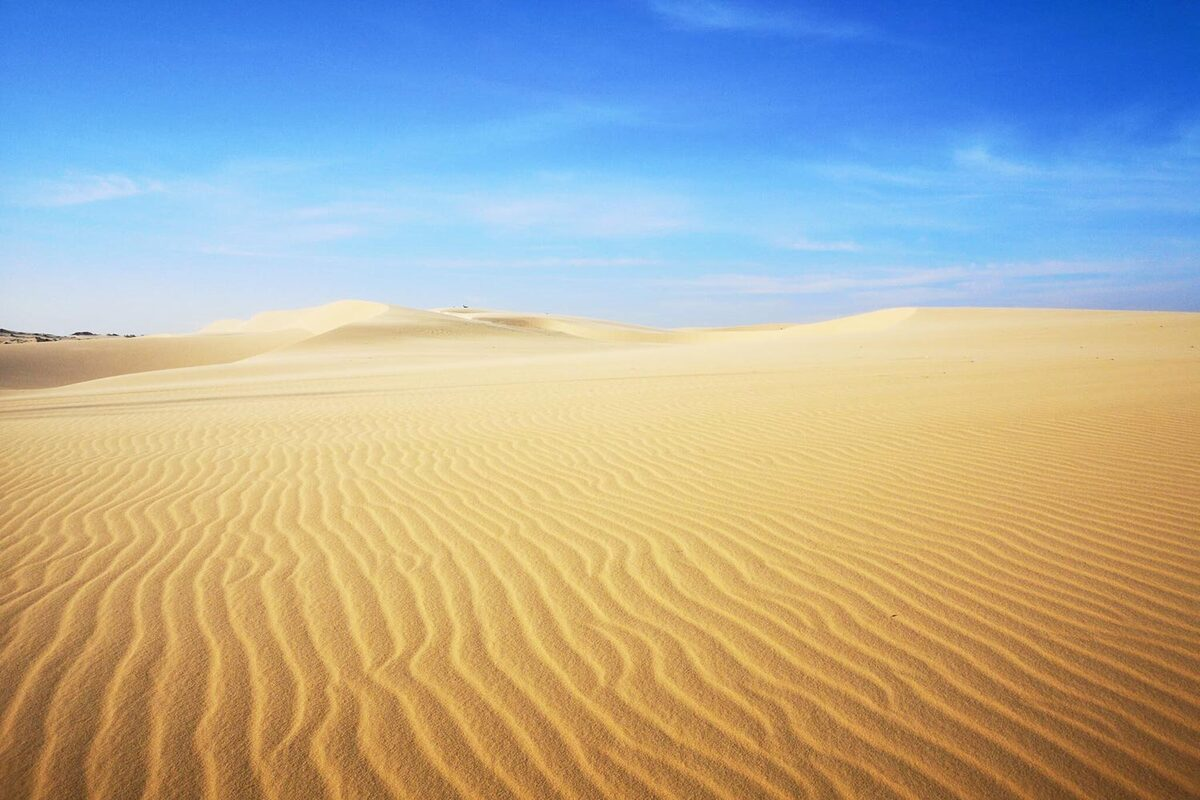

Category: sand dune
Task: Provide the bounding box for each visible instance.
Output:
[199,299,391,336]
[0,329,309,391]
[444,308,684,343]
[1,303,1198,799]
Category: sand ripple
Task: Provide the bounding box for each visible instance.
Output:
[1,305,1198,799]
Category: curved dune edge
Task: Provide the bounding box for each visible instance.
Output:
[4,301,918,391]
[199,299,391,335]
[441,306,925,343]
[0,305,1198,799]
[442,308,683,343]
[0,302,1029,392]
[787,306,920,335]
[0,299,393,391]
[0,329,310,390]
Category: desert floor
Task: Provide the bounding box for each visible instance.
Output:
[1,301,1198,799]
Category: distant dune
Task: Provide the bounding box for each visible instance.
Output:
[198,299,391,336]
[1,301,1198,799]
[0,330,310,391]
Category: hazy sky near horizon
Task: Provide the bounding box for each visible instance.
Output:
[2,0,1198,332]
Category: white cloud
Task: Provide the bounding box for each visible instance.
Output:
[473,103,647,145]
[648,0,873,40]
[677,269,964,295]
[802,134,1200,225]
[409,256,662,270]
[779,236,862,252]
[463,189,691,237]
[287,223,367,243]
[29,173,164,207]
[953,146,1041,177]
[198,245,288,259]
[669,261,1121,296]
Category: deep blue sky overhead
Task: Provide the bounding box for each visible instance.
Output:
[2,0,1198,331]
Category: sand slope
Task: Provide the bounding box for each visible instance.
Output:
[0,330,309,390]
[199,299,391,336]
[1,304,1198,799]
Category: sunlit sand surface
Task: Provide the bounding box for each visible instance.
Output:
[1,302,1197,799]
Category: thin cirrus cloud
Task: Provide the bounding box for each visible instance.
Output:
[673,261,1120,297]
[473,103,649,146]
[779,236,863,253]
[821,134,1200,194]
[797,134,1200,230]
[462,189,692,237]
[648,0,875,40]
[952,146,1044,178]
[676,269,966,296]
[387,256,664,270]
[23,173,165,207]
[284,186,692,240]
[186,175,695,261]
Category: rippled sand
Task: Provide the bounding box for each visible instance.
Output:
[2,302,1198,799]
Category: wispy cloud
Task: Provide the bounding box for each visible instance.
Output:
[286,223,367,243]
[184,169,695,263]
[676,269,962,296]
[198,245,290,259]
[778,236,862,253]
[286,184,693,239]
[952,146,1042,177]
[473,102,647,146]
[392,256,663,270]
[463,188,692,237]
[25,173,164,207]
[375,100,651,160]
[648,0,874,40]
[669,260,1121,296]
[804,132,1200,225]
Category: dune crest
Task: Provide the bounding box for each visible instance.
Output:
[786,306,919,335]
[1,304,1198,799]
[199,299,390,335]
[442,308,680,343]
[0,329,309,391]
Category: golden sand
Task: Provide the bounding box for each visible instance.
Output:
[1,302,1197,799]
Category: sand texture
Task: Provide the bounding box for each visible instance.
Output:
[1,303,1198,799]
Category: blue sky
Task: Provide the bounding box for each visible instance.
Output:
[2,0,1198,332]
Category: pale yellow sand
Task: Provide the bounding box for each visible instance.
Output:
[0,330,309,391]
[1,302,1197,799]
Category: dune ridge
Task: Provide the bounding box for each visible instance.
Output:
[1,302,1198,799]
[199,299,391,336]
[0,329,311,391]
